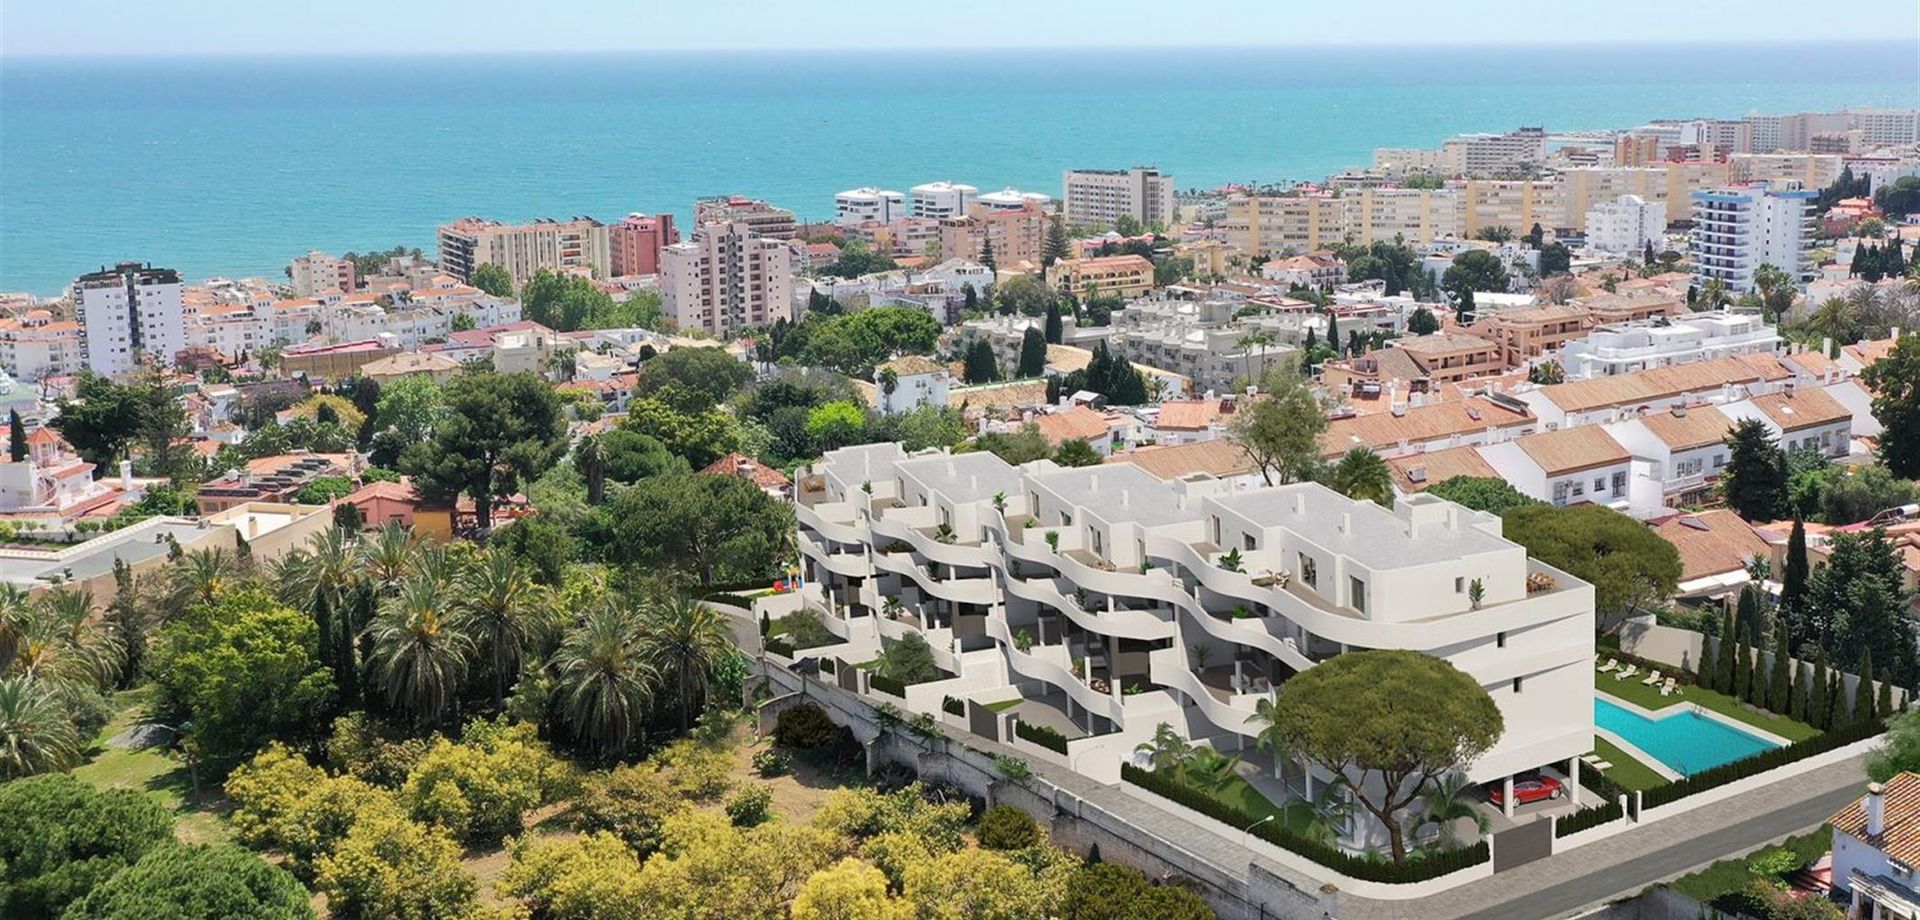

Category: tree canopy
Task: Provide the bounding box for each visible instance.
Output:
[1863,334,1920,478]
[1227,366,1326,486]
[400,372,569,528]
[148,587,336,764]
[63,844,313,920]
[0,773,175,920]
[1424,476,1543,515]
[1501,504,1681,619]
[603,473,794,586]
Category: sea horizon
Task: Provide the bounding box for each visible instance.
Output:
[4,41,1916,295]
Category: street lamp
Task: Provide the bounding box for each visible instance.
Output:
[1243,813,1276,848]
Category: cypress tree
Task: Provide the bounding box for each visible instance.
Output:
[979,239,997,273]
[1325,313,1340,356]
[1768,626,1791,715]
[1782,517,1809,644]
[1829,670,1846,729]
[1736,587,1762,656]
[1789,656,1807,722]
[1043,300,1063,345]
[6,409,23,463]
[1732,623,1751,703]
[1017,327,1047,379]
[1045,375,1062,406]
[1809,650,1828,729]
[1856,652,1876,725]
[1879,676,1894,723]
[1697,633,1718,690]
[1718,607,1738,692]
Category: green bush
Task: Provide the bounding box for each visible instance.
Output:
[572,764,687,858]
[1121,763,1489,884]
[942,696,965,716]
[976,805,1042,850]
[764,637,796,658]
[1555,799,1625,837]
[869,673,906,697]
[726,784,774,827]
[752,747,791,778]
[0,774,175,919]
[62,844,314,920]
[773,701,840,749]
[1014,719,1069,754]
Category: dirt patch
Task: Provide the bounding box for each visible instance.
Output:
[725,724,867,824]
[462,803,578,904]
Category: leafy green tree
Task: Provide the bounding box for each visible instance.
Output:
[1502,505,1681,619]
[470,262,514,297]
[603,473,794,586]
[1861,334,1920,478]
[520,269,618,332]
[1061,863,1212,920]
[1537,243,1572,276]
[1226,365,1326,486]
[622,398,741,470]
[635,346,754,414]
[400,372,567,528]
[1265,650,1501,862]
[1016,327,1048,378]
[371,374,442,445]
[1819,464,1917,525]
[1870,709,1920,782]
[1052,439,1103,468]
[877,405,969,453]
[1114,214,1143,237]
[974,423,1054,465]
[1331,447,1393,506]
[1440,250,1509,321]
[148,588,335,764]
[877,632,940,684]
[1425,476,1542,515]
[807,400,869,453]
[994,275,1055,318]
[293,475,355,504]
[0,773,173,919]
[1856,652,1878,725]
[820,239,898,279]
[313,812,477,920]
[50,372,146,470]
[597,429,687,484]
[1806,527,1915,688]
[64,843,314,920]
[1406,307,1440,336]
[1722,418,1788,521]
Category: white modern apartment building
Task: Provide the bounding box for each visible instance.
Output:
[977,188,1053,211]
[1584,195,1666,256]
[909,182,978,221]
[659,221,794,336]
[835,188,906,227]
[436,216,611,283]
[1557,312,1780,379]
[1688,183,1817,293]
[0,311,85,382]
[1063,166,1177,231]
[775,444,1596,846]
[288,250,357,297]
[72,262,186,377]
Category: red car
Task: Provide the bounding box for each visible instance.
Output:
[1486,774,1563,807]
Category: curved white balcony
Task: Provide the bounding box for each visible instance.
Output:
[798,533,872,579]
[1149,647,1260,739]
[796,501,870,546]
[901,522,996,569]
[1003,575,1175,642]
[872,551,995,605]
[1177,606,1318,674]
[986,616,1120,723]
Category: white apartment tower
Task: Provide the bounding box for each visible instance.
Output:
[72,262,186,378]
[1062,166,1176,231]
[659,221,794,336]
[1689,183,1817,293]
[835,188,906,226]
[288,250,356,297]
[1585,195,1667,256]
[909,182,978,221]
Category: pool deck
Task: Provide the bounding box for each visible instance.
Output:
[1596,690,1789,780]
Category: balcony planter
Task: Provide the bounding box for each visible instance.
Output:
[1526,571,1556,594]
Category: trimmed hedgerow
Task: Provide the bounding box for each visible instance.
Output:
[1640,717,1883,809]
[942,696,964,717]
[1014,720,1069,754]
[1555,799,1625,837]
[868,673,906,698]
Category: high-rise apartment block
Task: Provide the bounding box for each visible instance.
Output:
[1062,166,1176,231]
[659,221,794,336]
[436,216,610,283]
[288,250,357,297]
[1584,195,1666,256]
[608,213,679,277]
[72,262,186,377]
[835,188,906,226]
[909,181,977,220]
[1689,183,1816,293]
[694,195,796,240]
[937,202,1048,268]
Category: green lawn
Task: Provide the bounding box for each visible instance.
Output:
[983,698,1022,713]
[1590,737,1668,792]
[1164,768,1324,838]
[1669,826,1830,901]
[1597,669,1820,742]
[68,688,231,846]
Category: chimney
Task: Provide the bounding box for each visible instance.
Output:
[1822,336,1833,356]
[1868,782,1887,837]
[1294,493,1306,515]
[1339,512,1351,534]
[1121,490,1131,508]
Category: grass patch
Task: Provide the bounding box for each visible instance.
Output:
[1157,767,1323,838]
[70,688,231,846]
[1668,826,1830,901]
[1597,671,1820,743]
[983,699,1022,713]
[1590,737,1667,792]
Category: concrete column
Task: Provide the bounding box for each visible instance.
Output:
[1568,756,1581,806]
[1503,775,1515,818]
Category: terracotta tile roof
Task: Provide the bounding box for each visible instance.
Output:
[1538,354,1793,413]
[1515,426,1629,476]
[1636,405,1736,451]
[1782,349,1840,379]
[878,355,945,377]
[948,380,1050,416]
[1651,509,1771,582]
[1746,387,1851,432]
[1386,445,1499,492]
[1030,406,1113,447]
[1154,399,1242,432]
[362,352,461,376]
[700,452,792,490]
[1321,397,1532,457]
[1828,773,1920,865]
[1845,336,1898,368]
[1395,332,1498,356]
[1106,440,1253,481]
[24,427,61,447]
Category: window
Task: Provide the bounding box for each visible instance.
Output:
[1593,477,1606,493]
[1571,480,1585,497]
[1349,577,1367,614]
[1061,511,1072,527]
[1211,516,1221,545]
[1713,452,1727,468]
[1243,533,1256,551]
[1496,631,1507,648]
[1611,472,1627,495]
[1455,577,1465,593]
[1511,677,1524,693]
[1298,553,1317,587]
[1553,481,1571,505]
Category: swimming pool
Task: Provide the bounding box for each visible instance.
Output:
[1594,697,1781,776]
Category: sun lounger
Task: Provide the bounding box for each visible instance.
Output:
[1641,670,1662,686]
[1597,658,1618,673]
[1614,665,1638,680]
[1660,678,1677,696]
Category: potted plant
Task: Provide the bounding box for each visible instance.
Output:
[1218,548,1245,573]
[1468,578,1485,610]
[1190,644,1212,669]
[992,491,1007,513]
[861,480,873,494]
[935,523,955,544]
[1071,658,1085,680]
[1015,629,1035,653]
[1044,530,1060,552]
[1139,559,1155,574]
[1231,605,1254,620]
[1074,587,1089,610]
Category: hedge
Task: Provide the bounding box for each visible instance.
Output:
[870,673,906,698]
[1641,717,1883,810]
[1121,764,1489,883]
[819,658,837,674]
[1555,798,1625,837]
[1580,759,1627,803]
[764,637,795,658]
[1014,719,1069,754]
[942,696,964,716]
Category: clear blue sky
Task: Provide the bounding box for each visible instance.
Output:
[5,0,1916,57]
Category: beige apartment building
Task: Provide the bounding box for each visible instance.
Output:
[1062,166,1176,231]
[1348,187,1465,244]
[1224,194,1348,259]
[693,195,797,241]
[1045,254,1156,300]
[1460,180,1558,238]
[1728,153,1845,190]
[938,202,1047,268]
[1475,304,1591,368]
[436,216,610,283]
[659,221,794,336]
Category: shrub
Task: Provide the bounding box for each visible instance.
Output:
[1642,717,1884,810]
[399,737,545,845]
[313,813,476,920]
[62,844,314,920]
[726,785,774,827]
[976,805,1043,850]
[650,738,735,801]
[1062,862,1214,920]
[1015,719,1070,754]
[994,755,1032,783]
[1555,799,1625,837]
[325,712,429,788]
[753,747,792,778]
[573,764,688,858]
[819,657,837,674]
[0,774,174,920]
[764,637,796,658]
[774,701,840,749]
[870,673,907,697]
[942,696,964,716]
[1121,763,1488,884]
[783,608,837,650]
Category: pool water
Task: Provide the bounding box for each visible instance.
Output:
[1594,698,1780,776]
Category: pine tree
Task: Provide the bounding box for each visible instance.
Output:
[1044,213,1072,268]
[1732,623,1751,703]
[1043,300,1063,345]
[1718,607,1738,692]
[979,239,998,273]
[1768,626,1791,715]
[1016,327,1047,379]
[6,409,23,463]
[1855,652,1876,725]
[1697,633,1718,690]
[1325,313,1341,357]
[1722,419,1787,522]
[1781,517,1809,644]
[964,339,999,384]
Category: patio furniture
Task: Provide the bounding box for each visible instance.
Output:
[1660,678,1678,696]
[1597,658,1618,673]
[1614,665,1638,681]
[1641,670,1662,686]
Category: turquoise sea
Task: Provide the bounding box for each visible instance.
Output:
[2,43,1916,295]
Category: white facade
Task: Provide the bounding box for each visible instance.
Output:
[288,250,354,297]
[72,263,186,377]
[1559,312,1780,380]
[834,188,906,227]
[977,187,1053,211]
[908,181,978,221]
[1063,167,1177,230]
[659,221,795,336]
[1689,183,1817,293]
[1584,195,1666,256]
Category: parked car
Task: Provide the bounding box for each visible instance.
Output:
[1486,774,1563,807]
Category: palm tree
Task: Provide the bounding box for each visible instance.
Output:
[11,589,120,689]
[1245,690,1293,781]
[1184,747,1242,796]
[1415,773,1490,850]
[1806,297,1856,350]
[1237,330,1276,384]
[553,604,656,758]
[1332,448,1394,506]
[639,595,735,732]
[0,677,81,779]
[456,549,541,709]
[1134,722,1194,773]
[368,573,472,727]
[360,523,419,597]
[577,434,607,506]
[281,527,365,700]
[169,547,235,610]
